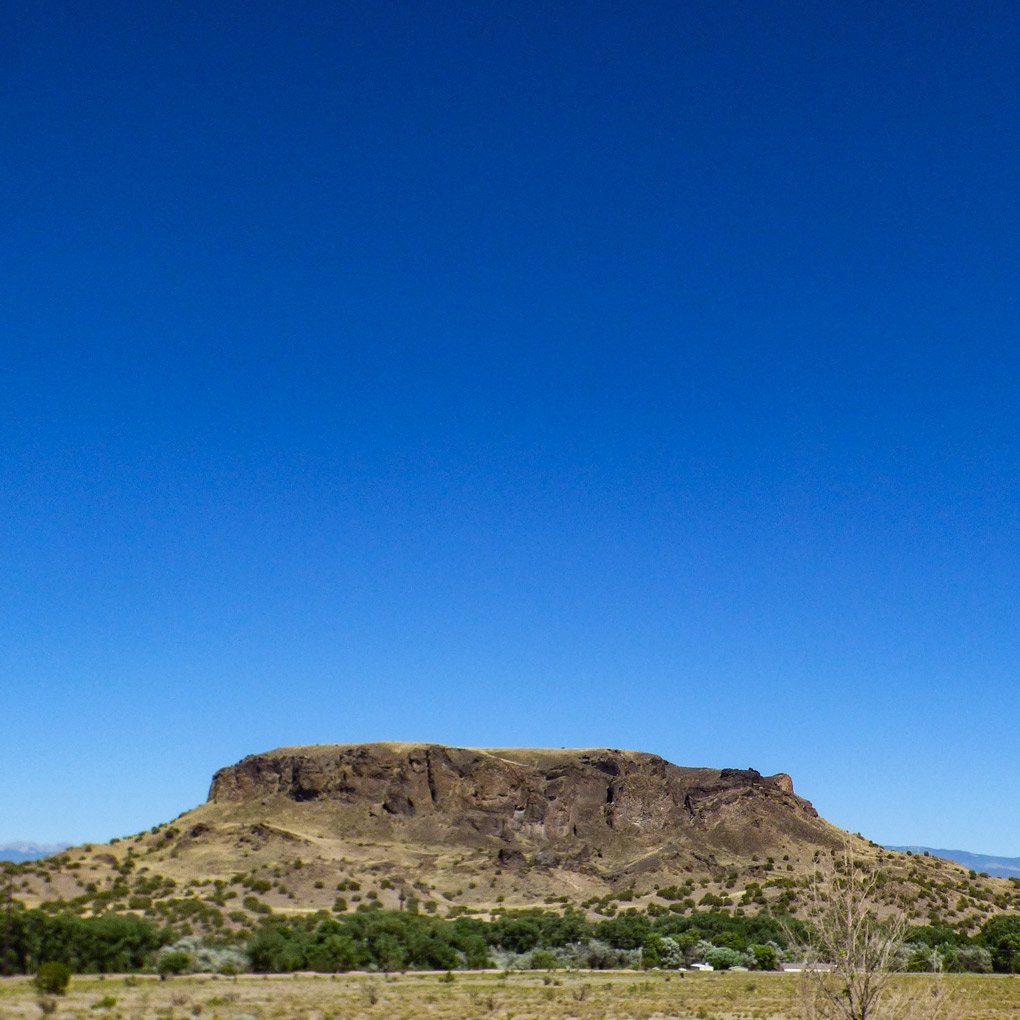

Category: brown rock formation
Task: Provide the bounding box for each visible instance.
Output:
[206,743,840,877]
[16,742,1015,934]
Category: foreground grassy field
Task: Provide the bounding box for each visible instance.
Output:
[2,970,1020,1020]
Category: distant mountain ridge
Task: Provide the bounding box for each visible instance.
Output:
[0,842,70,863]
[886,846,1020,879]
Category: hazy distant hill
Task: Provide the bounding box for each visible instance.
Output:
[887,846,1020,879]
[0,842,70,862]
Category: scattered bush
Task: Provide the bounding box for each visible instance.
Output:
[34,962,72,995]
[157,949,192,978]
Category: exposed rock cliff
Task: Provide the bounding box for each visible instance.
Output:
[206,743,839,873]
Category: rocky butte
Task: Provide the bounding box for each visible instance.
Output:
[14,742,1020,930]
[193,743,845,892]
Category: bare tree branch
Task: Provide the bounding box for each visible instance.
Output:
[792,845,955,1020]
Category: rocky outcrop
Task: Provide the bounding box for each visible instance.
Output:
[207,743,835,864]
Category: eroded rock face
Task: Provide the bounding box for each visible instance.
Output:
[207,743,828,859]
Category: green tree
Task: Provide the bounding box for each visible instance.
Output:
[704,946,743,970]
[458,934,492,969]
[979,915,1020,973]
[372,932,406,972]
[156,950,191,979]
[750,943,779,970]
[656,936,684,969]
[307,933,362,972]
[34,962,71,995]
[595,912,651,950]
[487,914,542,953]
[529,949,560,969]
[640,934,662,969]
[248,926,306,972]
[949,945,992,973]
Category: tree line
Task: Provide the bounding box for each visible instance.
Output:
[3,904,1020,975]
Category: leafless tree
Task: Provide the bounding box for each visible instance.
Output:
[794,846,954,1020]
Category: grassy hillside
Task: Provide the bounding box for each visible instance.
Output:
[5,743,1019,940]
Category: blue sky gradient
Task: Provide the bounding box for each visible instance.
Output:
[2,1,1018,852]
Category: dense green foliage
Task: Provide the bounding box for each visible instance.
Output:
[3,909,167,974]
[3,903,1020,975]
[156,949,192,977]
[33,961,72,994]
[242,907,803,972]
[979,915,1020,973]
[249,911,474,972]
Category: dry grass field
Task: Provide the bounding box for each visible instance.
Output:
[2,970,1019,1020]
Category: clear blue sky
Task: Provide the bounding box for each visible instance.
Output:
[2,1,1018,854]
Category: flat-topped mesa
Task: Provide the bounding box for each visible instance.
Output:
[207,742,828,855]
[12,741,1013,936]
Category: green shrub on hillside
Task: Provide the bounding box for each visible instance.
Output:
[156,949,191,978]
[34,962,72,995]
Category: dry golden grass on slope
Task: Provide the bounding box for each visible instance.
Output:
[3,970,1020,1020]
[11,827,1019,941]
[9,744,1020,937]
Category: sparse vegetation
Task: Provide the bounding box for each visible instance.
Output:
[5,741,1020,1013]
[32,963,71,995]
[0,970,1018,1020]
